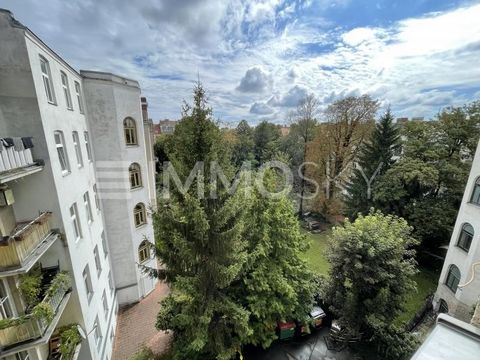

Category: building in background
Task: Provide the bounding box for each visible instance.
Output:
[0,9,156,360]
[81,71,157,306]
[433,140,480,321]
[155,120,177,136]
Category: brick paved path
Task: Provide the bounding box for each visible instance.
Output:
[112,282,172,360]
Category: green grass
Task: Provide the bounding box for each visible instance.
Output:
[301,230,331,276]
[301,228,439,324]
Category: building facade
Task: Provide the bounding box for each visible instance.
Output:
[433,140,480,321]
[0,9,156,360]
[81,72,157,306]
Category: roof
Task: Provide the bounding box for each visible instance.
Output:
[411,314,480,360]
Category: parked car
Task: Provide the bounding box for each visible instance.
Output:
[276,305,327,340]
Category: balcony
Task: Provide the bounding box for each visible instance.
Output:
[0,271,72,353]
[0,212,60,276]
[0,139,43,184]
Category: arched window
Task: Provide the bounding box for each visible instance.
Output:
[138,240,152,263]
[438,299,449,314]
[457,223,474,252]
[445,265,461,293]
[134,203,147,227]
[471,177,480,205]
[129,163,142,189]
[124,117,137,145]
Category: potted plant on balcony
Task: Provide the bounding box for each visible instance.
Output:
[18,265,43,311]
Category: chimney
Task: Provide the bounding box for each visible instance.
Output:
[141,97,148,122]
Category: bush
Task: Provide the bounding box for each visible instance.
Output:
[58,324,82,358]
[18,266,43,310]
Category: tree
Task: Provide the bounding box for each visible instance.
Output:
[231,120,255,168]
[235,171,315,348]
[153,83,250,360]
[253,121,280,164]
[326,211,418,336]
[372,102,480,249]
[288,95,319,216]
[309,95,377,214]
[344,109,401,218]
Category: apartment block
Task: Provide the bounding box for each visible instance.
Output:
[434,139,480,321]
[0,9,156,360]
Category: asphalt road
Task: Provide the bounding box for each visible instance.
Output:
[243,328,354,360]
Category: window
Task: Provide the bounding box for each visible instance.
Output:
[93,317,102,349]
[134,203,147,227]
[102,290,108,320]
[138,241,151,263]
[84,131,92,162]
[93,184,100,211]
[94,245,102,276]
[457,223,474,252]
[445,265,461,293]
[40,55,56,103]
[60,71,73,110]
[129,163,142,189]
[108,271,114,293]
[101,231,108,257]
[471,177,480,205]
[54,131,70,174]
[70,203,82,240]
[84,191,93,223]
[438,299,449,314]
[73,131,84,168]
[0,280,13,319]
[82,265,93,301]
[75,81,85,113]
[124,117,137,145]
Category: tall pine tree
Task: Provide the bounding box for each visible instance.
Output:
[153,84,250,360]
[344,109,400,218]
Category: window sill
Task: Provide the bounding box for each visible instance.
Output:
[67,107,73,111]
[126,144,139,147]
[47,100,57,106]
[130,186,144,192]
[61,170,71,177]
[467,201,480,208]
[135,223,148,229]
[455,245,470,253]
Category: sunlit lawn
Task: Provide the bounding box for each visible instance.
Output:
[301,229,439,325]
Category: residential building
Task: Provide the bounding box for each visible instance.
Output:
[81,72,157,306]
[433,139,480,321]
[0,8,156,360]
[156,120,177,135]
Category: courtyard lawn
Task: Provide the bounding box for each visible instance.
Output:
[301,228,439,325]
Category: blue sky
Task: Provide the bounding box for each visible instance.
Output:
[3,0,480,125]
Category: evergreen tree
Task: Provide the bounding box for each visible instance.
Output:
[344,109,400,218]
[235,171,315,348]
[232,120,255,168]
[153,84,250,360]
[253,121,280,164]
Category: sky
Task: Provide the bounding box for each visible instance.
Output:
[2,0,480,125]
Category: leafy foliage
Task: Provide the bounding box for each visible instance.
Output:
[18,265,43,310]
[58,323,82,358]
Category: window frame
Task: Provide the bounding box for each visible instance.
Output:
[108,271,114,294]
[54,131,70,174]
[101,231,108,258]
[129,163,142,189]
[457,223,474,252]
[84,191,93,224]
[445,264,461,293]
[93,317,102,349]
[102,290,108,320]
[39,55,56,104]
[70,203,82,240]
[123,117,138,145]
[134,203,147,227]
[0,279,14,319]
[82,265,93,302]
[72,131,84,168]
[60,71,73,110]
[74,81,85,114]
[84,131,93,162]
[471,177,480,206]
[138,241,151,263]
[94,245,102,276]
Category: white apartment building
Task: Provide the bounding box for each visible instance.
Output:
[0,8,156,360]
[434,139,480,321]
[81,72,157,305]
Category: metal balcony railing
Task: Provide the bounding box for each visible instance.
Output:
[0,273,71,348]
[0,212,54,270]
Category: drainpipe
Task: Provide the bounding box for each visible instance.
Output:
[458,261,480,327]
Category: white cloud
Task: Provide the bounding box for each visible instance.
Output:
[250,102,274,114]
[236,66,272,93]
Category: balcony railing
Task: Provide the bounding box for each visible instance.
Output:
[0,212,54,270]
[0,273,71,349]
[0,145,35,173]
